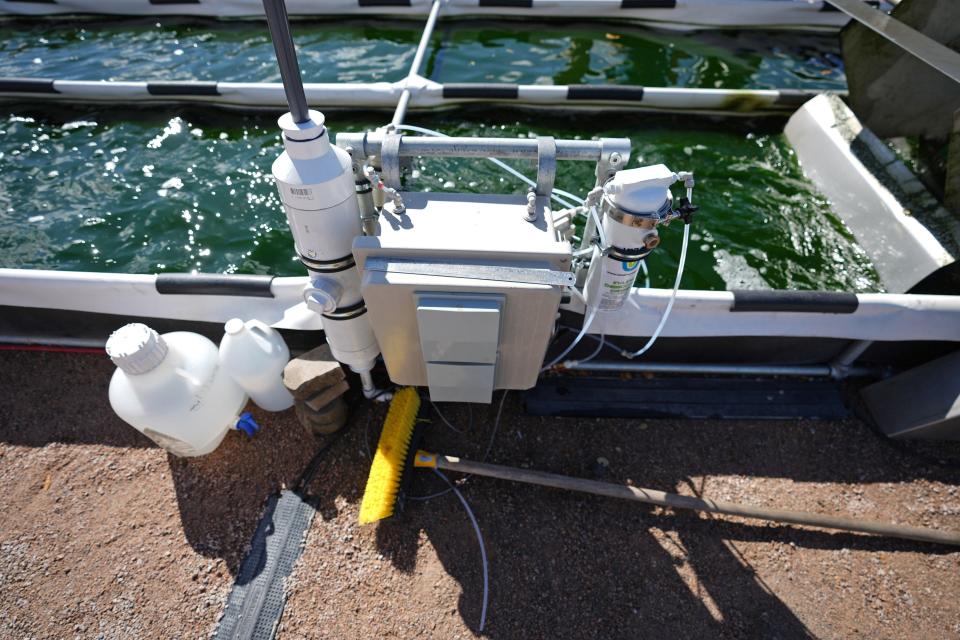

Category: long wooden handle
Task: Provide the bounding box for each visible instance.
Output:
[416,452,960,547]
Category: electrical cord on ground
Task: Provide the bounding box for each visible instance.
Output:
[296,426,350,494]
[431,400,472,435]
[480,389,509,463]
[434,468,489,634]
[406,390,509,502]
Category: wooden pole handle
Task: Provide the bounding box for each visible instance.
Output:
[430,453,960,547]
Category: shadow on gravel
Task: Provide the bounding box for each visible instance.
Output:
[168,402,327,576]
[371,393,960,639]
[0,350,153,448]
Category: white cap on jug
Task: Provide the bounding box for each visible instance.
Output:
[106,323,169,375]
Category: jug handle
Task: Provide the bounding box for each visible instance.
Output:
[248,323,278,354]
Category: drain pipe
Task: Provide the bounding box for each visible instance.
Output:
[562,360,884,379]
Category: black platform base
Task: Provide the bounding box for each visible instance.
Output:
[525,375,851,420]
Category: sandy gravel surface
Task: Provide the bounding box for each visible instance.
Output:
[279,396,960,640]
[0,350,320,639]
[1,350,958,639]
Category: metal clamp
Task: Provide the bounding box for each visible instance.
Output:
[535,135,557,199]
[381,131,403,190]
[595,138,629,185]
[580,138,631,250]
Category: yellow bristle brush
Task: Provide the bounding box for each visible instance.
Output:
[358,387,421,524]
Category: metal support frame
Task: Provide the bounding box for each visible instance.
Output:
[829,339,874,377]
[826,0,960,85]
[338,132,630,163]
[341,131,628,195]
[262,0,309,123]
[380,131,404,190]
[579,138,627,250]
[390,0,444,129]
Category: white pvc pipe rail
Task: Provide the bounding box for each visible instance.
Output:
[2,269,959,343]
[0,78,826,115]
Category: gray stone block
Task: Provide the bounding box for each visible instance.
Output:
[282,344,346,400]
[304,380,350,412]
[295,397,348,436]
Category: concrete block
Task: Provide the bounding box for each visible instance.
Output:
[295,397,348,436]
[861,350,960,440]
[304,380,350,412]
[282,344,345,400]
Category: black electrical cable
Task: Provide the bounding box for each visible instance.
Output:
[406,390,510,502]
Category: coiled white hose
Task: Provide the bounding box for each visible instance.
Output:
[540,302,600,372]
[620,222,691,359]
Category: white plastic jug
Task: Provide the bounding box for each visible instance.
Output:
[219,318,294,412]
[106,323,252,457]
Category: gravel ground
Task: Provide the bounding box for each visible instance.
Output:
[1,349,959,639]
[0,350,321,639]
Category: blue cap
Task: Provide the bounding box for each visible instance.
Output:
[235,412,261,438]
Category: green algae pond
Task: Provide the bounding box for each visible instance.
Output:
[0,18,880,291]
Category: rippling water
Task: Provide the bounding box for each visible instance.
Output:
[0,19,877,291]
[0,18,845,89]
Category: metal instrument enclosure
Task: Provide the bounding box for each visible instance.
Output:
[353,192,570,401]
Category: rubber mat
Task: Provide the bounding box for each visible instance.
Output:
[214,490,315,640]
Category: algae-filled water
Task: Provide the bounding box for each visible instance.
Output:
[0,18,880,291]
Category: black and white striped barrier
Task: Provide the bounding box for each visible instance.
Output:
[0,77,827,115]
[0,0,890,31]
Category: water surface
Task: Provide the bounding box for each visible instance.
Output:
[0,19,877,291]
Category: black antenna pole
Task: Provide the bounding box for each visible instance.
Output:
[262,0,310,123]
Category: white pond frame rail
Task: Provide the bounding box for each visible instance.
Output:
[0,0,869,114]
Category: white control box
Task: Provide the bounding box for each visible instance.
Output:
[353,192,570,402]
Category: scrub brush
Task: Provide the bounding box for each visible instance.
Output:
[358,386,421,524]
[357,388,960,546]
